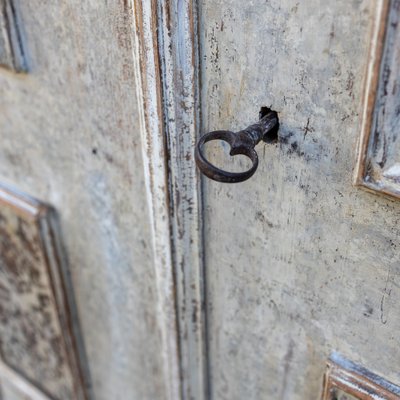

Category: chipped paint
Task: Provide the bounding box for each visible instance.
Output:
[132,1,207,398]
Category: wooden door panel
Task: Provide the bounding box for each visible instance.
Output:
[0,185,86,400]
[0,1,167,399]
[198,1,400,399]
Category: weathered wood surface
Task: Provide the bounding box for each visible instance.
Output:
[157,1,207,397]
[199,0,400,399]
[0,185,86,399]
[356,0,400,199]
[0,1,168,399]
[132,1,206,398]
[131,2,181,399]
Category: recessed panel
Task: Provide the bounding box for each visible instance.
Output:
[0,184,86,399]
[356,1,400,199]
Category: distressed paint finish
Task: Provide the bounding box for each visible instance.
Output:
[0,1,167,399]
[0,185,86,400]
[132,1,181,399]
[199,1,400,399]
[322,354,400,399]
[356,1,400,199]
[132,1,206,399]
[156,2,207,400]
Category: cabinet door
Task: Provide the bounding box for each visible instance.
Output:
[2,1,400,400]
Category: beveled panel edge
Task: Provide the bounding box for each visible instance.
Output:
[0,0,27,72]
[38,209,89,400]
[0,183,43,219]
[0,184,89,400]
[0,361,52,400]
[321,353,400,400]
[353,1,400,200]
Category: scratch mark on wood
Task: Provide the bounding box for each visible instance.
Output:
[380,267,393,325]
[303,117,314,139]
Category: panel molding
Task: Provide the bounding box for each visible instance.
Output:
[131,1,206,400]
[322,353,400,400]
[0,362,52,400]
[0,184,88,400]
[0,0,26,72]
[354,0,400,199]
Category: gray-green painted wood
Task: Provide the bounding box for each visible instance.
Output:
[0,1,167,399]
[198,1,400,399]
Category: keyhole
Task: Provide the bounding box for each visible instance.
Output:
[260,106,279,143]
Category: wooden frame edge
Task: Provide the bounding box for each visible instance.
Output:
[353,1,392,194]
[132,0,207,399]
[0,362,52,400]
[38,210,89,400]
[156,1,207,399]
[131,1,182,399]
[322,359,400,400]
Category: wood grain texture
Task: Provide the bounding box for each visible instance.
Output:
[132,1,206,399]
[0,185,86,400]
[0,1,167,399]
[355,0,400,199]
[198,0,400,399]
